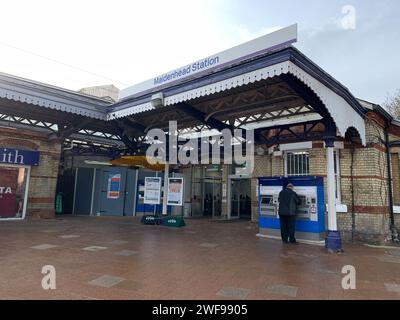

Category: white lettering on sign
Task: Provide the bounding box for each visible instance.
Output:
[0,187,12,194]
[0,149,25,165]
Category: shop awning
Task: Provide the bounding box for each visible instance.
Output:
[110,155,168,171]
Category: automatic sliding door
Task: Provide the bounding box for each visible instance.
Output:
[230,179,240,219]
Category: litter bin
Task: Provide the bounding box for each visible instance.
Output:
[55,193,63,214]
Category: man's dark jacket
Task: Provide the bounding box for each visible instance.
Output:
[278,187,301,216]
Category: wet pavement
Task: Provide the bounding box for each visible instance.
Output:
[0,216,399,300]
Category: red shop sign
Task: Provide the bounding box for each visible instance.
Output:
[0,168,18,218]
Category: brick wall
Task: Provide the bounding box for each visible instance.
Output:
[309,117,392,242]
[391,153,400,205]
[0,127,61,219]
[250,155,274,221]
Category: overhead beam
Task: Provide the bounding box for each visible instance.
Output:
[205,97,305,121]
[123,117,147,134]
[112,121,138,151]
[175,102,234,132]
[0,118,54,134]
[48,117,95,140]
[254,119,325,145]
[0,100,71,125]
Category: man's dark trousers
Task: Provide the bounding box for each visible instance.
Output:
[279,215,296,243]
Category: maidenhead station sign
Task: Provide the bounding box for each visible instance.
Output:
[154,56,220,86]
[0,148,40,166]
[120,24,298,99]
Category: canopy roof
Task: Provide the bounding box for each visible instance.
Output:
[0,45,372,146]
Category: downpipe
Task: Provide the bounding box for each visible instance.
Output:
[384,123,399,242]
[350,143,356,242]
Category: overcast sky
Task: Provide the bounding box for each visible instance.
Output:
[0,0,398,104]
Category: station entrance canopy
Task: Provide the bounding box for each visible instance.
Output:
[0,24,366,148]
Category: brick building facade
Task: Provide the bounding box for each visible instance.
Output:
[1,36,400,248]
[0,126,62,219]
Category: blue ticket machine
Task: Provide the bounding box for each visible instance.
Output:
[258,176,326,241]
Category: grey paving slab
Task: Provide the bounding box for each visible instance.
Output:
[286,251,317,259]
[114,250,139,256]
[266,284,298,297]
[385,283,400,293]
[280,254,297,259]
[59,235,80,239]
[216,287,251,299]
[41,229,62,233]
[88,275,125,288]
[199,243,219,248]
[114,280,143,291]
[385,249,400,257]
[30,244,58,250]
[82,246,108,252]
[315,268,340,275]
[110,240,129,245]
[378,256,400,264]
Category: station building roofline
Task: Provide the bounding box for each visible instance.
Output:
[106,46,371,145]
[357,97,394,121]
[0,47,398,140]
[0,71,112,120]
[109,46,365,117]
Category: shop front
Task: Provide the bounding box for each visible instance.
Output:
[0,147,39,220]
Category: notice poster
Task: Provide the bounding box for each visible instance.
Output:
[107,173,121,199]
[144,177,161,205]
[0,167,18,218]
[222,183,227,203]
[167,178,184,206]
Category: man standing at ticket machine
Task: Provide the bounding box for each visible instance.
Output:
[278,183,301,244]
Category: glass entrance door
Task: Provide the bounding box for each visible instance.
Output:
[230,179,241,219]
[203,178,222,218]
[230,178,252,220]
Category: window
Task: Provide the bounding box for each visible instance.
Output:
[284,149,343,205]
[284,151,310,176]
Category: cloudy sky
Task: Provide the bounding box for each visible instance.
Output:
[0,0,398,104]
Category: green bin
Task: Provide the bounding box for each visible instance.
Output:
[55,193,62,214]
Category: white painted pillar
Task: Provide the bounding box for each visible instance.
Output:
[326,146,337,231]
[162,162,169,216]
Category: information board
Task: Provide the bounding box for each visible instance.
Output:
[144,177,162,205]
[167,177,184,206]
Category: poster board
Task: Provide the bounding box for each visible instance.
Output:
[167,177,184,206]
[107,173,121,199]
[144,177,161,205]
[222,183,227,203]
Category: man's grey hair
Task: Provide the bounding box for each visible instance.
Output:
[287,183,294,189]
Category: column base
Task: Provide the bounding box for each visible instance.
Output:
[325,230,343,253]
